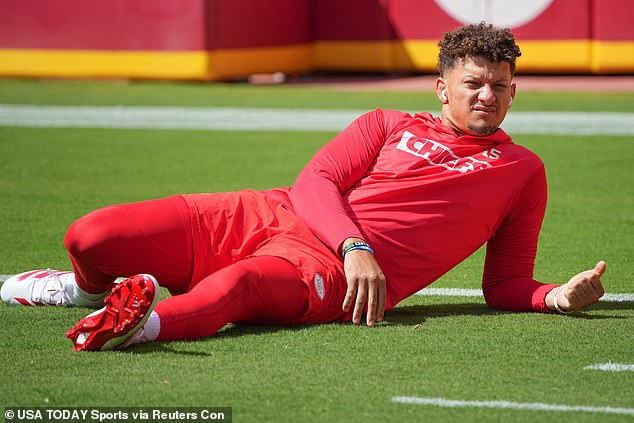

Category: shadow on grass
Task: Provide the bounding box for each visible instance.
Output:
[387,300,632,324]
[121,323,315,355]
[119,301,631,354]
[589,301,634,311]
[214,323,311,338]
[125,342,216,356]
[567,300,633,319]
[384,302,502,326]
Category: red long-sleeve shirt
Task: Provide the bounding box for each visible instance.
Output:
[283,109,556,313]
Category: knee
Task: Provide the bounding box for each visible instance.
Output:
[64,206,122,259]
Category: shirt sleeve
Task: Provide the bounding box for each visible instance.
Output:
[482,164,558,313]
[289,108,388,253]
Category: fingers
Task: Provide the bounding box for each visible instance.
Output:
[377,281,386,323]
[589,272,605,294]
[342,250,387,326]
[566,285,602,311]
[584,261,606,299]
[366,281,377,326]
[365,275,386,326]
[562,261,607,311]
[342,280,357,313]
[594,260,607,277]
[342,276,367,324]
[348,275,385,326]
[353,281,368,325]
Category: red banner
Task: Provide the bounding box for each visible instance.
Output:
[0,0,631,79]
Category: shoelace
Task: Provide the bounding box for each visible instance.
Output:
[30,269,72,305]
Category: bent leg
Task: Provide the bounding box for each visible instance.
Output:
[155,256,309,341]
[63,196,193,295]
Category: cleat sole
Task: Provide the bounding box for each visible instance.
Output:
[66,274,159,351]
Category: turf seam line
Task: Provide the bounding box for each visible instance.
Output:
[391,396,634,416]
[1,104,634,135]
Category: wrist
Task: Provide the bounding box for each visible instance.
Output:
[545,286,558,311]
[547,285,571,314]
[341,237,365,255]
[553,285,572,314]
[341,239,374,257]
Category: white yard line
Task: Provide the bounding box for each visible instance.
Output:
[1,104,633,135]
[1,274,632,302]
[391,396,634,416]
[602,293,634,302]
[0,105,362,132]
[585,363,634,372]
[417,287,634,302]
[417,288,483,297]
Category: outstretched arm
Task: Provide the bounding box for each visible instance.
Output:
[482,165,553,312]
[483,165,606,313]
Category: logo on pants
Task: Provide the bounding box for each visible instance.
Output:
[313,273,325,300]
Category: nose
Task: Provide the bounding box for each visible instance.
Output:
[478,86,496,104]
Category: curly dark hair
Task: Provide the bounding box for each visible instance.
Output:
[438,22,521,76]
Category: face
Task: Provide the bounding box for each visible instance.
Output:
[437,56,516,136]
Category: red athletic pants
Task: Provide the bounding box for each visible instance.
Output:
[63,196,309,341]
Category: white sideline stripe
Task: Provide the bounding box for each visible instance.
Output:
[0,105,361,132]
[417,287,634,302]
[585,363,634,372]
[603,293,634,302]
[391,396,634,416]
[1,274,632,302]
[1,104,633,135]
[418,288,483,297]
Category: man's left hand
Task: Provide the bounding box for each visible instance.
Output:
[548,261,606,313]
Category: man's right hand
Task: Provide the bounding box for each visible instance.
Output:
[341,238,386,326]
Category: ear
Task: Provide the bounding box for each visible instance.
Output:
[436,78,448,104]
[509,82,517,107]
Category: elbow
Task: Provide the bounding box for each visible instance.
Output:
[482,281,528,312]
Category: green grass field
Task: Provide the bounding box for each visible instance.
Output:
[0,79,633,422]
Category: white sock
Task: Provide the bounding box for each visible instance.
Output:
[142,311,161,342]
[120,311,160,349]
[69,283,108,307]
[64,275,107,307]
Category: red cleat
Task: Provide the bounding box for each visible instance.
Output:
[66,274,159,351]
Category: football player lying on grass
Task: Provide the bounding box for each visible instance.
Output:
[1,23,605,351]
